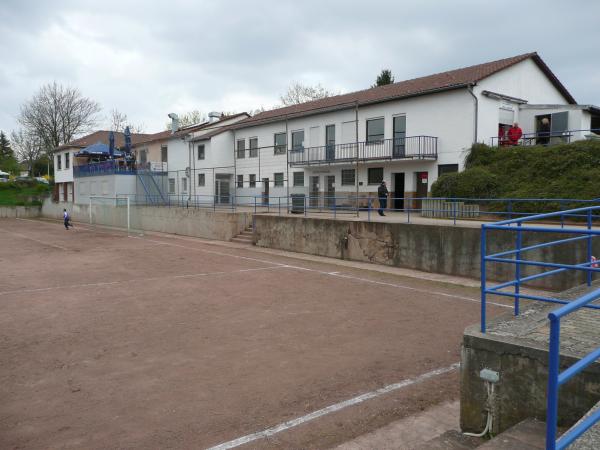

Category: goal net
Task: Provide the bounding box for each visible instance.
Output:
[88,196,133,233]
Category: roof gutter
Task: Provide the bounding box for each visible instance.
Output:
[467,84,478,144]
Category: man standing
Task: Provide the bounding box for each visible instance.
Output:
[508,122,523,146]
[63,208,71,230]
[377,180,389,216]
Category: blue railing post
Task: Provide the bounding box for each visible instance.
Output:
[453,200,457,226]
[254,196,257,214]
[515,223,522,316]
[588,209,593,286]
[481,225,487,333]
[546,314,560,450]
[508,199,513,220]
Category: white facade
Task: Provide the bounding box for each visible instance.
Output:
[54,148,76,202]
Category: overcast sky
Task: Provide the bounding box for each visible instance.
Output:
[1,0,599,136]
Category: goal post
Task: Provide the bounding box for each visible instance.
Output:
[88,195,131,233]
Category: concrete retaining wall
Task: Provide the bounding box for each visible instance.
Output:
[253,215,600,291]
[0,205,41,218]
[41,199,252,242]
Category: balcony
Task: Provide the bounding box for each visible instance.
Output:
[288,136,438,167]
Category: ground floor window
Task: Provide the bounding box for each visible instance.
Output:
[181,177,188,192]
[274,172,284,187]
[249,174,256,188]
[169,178,175,193]
[437,164,459,177]
[198,173,205,186]
[341,169,355,186]
[237,174,243,188]
[368,167,383,185]
[293,171,304,187]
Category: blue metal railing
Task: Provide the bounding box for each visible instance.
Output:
[547,288,600,449]
[74,160,136,177]
[480,205,600,449]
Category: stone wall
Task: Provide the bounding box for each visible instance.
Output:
[253,215,600,291]
[0,205,41,218]
[41,199,252,242]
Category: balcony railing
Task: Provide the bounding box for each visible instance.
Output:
[491,128,600,147]
[73,160,136,177]
[289,136,438,166]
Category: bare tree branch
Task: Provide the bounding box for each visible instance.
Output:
[11,129,42,175]
[280,82,335,106]
[18,82,101,155]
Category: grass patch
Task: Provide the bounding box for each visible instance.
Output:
[0,181,51,206]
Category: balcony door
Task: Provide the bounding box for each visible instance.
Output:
[393,116,406,158]
[325,125,335,161]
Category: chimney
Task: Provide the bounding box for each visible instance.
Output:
[208,111,222,123]
[167,113,179,134]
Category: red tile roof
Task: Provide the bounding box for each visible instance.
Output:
[57,130,152,151]
[235,52,575,127]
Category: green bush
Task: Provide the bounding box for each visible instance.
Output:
[432,167,500,199]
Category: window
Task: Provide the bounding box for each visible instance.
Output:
[181,177,188,192]
[237,174,243,188]
[161,145,168,162]
[197,145,205,160]
[249,174,256,188]
[368,167,384,184]
[341,169,355,186]
[249,138,258,157]
[293,171,304,187]
[291,130,304,151]
[366,118,384,143]
[236,139,245,159]
[139,149,147,164]
[57,154,62,170]
[438,164,459,177]
[198,173,205,186]
[168,178,175,193]
[65,152,70,169]
[274,172,284,187]
[274,133,286,155]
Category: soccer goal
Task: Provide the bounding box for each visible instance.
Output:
[88,195,132,233]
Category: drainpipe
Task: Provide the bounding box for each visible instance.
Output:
[467,84,479,144]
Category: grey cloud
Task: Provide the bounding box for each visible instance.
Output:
[1,0,599,134]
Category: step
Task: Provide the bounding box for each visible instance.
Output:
[241,231,254,236]
[476,418,546,449]
[413,429,482,449]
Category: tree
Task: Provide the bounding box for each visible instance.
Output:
[0,131,13,159]
[108,109,145,133]
[11,129,42,176]
[18,81,101,160]
[280,82,334,106]
[373,69,395,87]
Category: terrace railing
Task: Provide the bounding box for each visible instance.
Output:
[289,136,437,166]
[74,160,136,177]
[491,128,600,147]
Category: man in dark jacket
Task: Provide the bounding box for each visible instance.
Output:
[377,180,389,216]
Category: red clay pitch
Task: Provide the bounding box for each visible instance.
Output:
[0,218,508,449]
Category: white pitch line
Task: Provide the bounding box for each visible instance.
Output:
[280,264,512,310]
[0,266,285,297]
[0,227,70,251]
[206,363,460,450]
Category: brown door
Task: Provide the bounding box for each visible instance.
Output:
[415,171,428,210]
